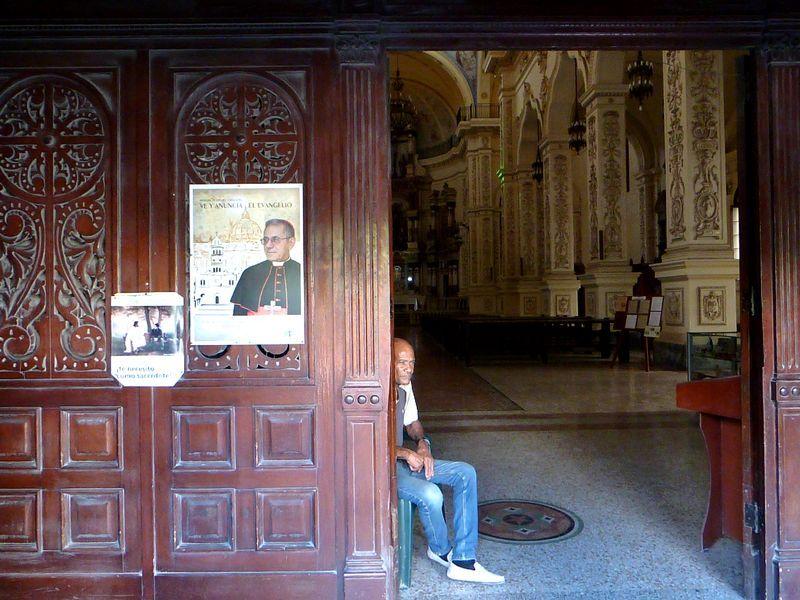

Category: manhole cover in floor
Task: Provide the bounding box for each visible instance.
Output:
[477,499,583,544]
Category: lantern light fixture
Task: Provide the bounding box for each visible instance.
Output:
[627,50,655,111]
[567,58,586,154]
[389,58,417,139]
[531,117,544,183]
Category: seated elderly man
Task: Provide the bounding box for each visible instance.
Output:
[394,337,504,584]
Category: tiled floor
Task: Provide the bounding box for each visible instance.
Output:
[397,328,744,599]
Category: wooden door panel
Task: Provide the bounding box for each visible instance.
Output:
[0,389,140,574]
[0,51,142,591]
[149,48,335,584]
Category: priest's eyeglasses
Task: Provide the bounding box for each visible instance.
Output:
[262,236,291,245]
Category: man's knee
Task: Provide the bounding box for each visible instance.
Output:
[416,481,444,511]
[453,461,477,482]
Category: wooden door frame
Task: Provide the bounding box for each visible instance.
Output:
[0,9,797,600]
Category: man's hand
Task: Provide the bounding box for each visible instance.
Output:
[416,439,435,479]
[403,450,425,473]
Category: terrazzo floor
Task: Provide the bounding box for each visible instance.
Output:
[397,328,744,599]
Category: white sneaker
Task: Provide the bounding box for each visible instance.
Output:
[447,561,505,584]
[426,547,451,568]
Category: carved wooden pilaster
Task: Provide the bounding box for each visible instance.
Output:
[335,31,390,600]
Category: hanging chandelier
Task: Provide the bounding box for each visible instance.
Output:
[567,58,586,154]
[531,117,543,183]
[389,60,417,139]
[627,50,654,111]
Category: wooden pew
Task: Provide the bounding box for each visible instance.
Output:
[676,375,743,549]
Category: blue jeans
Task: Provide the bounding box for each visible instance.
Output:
[396,459,478,561]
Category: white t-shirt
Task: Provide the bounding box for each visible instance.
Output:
[399,383,419,426]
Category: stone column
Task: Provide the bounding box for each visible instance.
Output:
[634,168,659,263]
[462,125,502,315]
[653,50,738,345]
[579,84,638,318]
[540,139,580,316]
[515,168,543,315]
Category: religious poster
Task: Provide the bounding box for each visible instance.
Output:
[189,183,305,345]
[111,292,184,387]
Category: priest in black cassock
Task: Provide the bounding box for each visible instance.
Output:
[230,218,302,316]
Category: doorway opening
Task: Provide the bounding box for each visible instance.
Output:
[389,48,758,599]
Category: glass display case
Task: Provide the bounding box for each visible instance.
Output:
[686,332,741,381]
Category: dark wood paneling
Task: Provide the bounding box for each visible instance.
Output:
[760,44,800,599]
[0,490,41,552]
[154,573,337,600]
[0,574,141,600]
[148,46,336,592]
[0,49,142,596]
[0,409,41,470]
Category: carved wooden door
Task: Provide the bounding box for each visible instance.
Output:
[0,51,144,597]
[146,48,340,597]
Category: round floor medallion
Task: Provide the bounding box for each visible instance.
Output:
[477,499,583,544]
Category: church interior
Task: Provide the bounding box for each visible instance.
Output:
[390,49,746,598]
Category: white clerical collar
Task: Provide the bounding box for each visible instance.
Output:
[272,261,285,266]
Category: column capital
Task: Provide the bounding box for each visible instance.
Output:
[580,83,629,109]
[539,138,569,155]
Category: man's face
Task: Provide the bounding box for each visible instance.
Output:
[394,345,415,385]
[262,224,295,262]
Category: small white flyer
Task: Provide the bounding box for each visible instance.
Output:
[111,292,184,387]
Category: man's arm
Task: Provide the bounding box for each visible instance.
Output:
[399,420,434,479]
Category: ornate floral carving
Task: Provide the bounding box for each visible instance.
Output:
[555,294,570,316]
[600,111,622,258]
[523,296,537,315]
[182,76,302,185]
[586,292,597,316]
[587,115,598,260]
[503,176,517,277]
[0,198,47,372]
[53,180,107,372]
[480,154,490,207]
[638,183,647,261]
[761,34,800,66]
[521,180,535,275]
[665,51,686,242]
[469,155,477,208]
[0,79,106,199]
[552,154,570,270]
[689,51,722,239]
[539,73,551,119]
[335,35,380,65]
[535,180,545,277]
[605,291,626,318]
[543,166,551,271]
[698,286,726,325]
[664,288,684,326]
[0,75,109,376]
[470,225,478,285]
[247,344,302,371]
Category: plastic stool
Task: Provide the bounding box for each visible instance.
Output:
[398,497,414,589]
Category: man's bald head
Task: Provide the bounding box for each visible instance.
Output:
[393,337,414,358]
[393,338,415,385]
